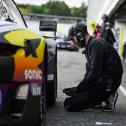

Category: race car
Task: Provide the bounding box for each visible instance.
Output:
[0,0,47,126]
[57,40,79,51]
[39,21,57,106]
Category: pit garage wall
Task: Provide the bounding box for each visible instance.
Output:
[87,0,106,33]
[115,22,126,57]
[87,0,126,57]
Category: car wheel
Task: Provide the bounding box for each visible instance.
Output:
[47,47,57,107]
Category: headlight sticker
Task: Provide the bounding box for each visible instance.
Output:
[31,84,41,96]
[0,0,7,18]
[0,0,14,20]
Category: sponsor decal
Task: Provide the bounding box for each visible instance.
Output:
[0,0,7,18]
[31,84,41,96]
[47,74,54,81]
[24,69,42,81]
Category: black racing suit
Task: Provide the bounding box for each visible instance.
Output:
[103,27,115,45]
[64,37,123,112]
[101,22,115,45]
[76,37,123,93]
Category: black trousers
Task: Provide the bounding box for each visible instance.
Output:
[64,89,110,112]
[64,78,121,112]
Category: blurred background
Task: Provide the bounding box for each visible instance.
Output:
[15,0,87,37]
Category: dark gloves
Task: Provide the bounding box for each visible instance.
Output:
[63,87,77,96]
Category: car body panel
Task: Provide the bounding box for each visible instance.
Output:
[39,22,57,82]
[0,0,27,27]
[46,38,57,81]
[4,30,43,47]
[39,21,57,106]
[0,25,46,82]
[0,0,47,125]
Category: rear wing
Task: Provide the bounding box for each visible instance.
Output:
[39,21,57,39]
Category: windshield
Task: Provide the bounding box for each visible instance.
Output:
[0,0,27,27]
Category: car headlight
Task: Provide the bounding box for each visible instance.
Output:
[15,84,28,99]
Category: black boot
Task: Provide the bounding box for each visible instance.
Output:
[102,92,118,112]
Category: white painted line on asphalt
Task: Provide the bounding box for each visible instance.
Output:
[119,85,126,96]
[96,122,112,125]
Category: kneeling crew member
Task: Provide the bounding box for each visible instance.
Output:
[63,23,123,112]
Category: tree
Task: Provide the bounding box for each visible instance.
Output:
[78,2,87,18]
[18,1,87,18]
[71,2,87,18]
[45,1,71,16]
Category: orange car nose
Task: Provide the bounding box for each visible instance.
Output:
[14,56,43,82]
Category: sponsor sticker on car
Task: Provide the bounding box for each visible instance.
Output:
[31,84,41,96]
[0,0,7,18]
[24,69,42,81]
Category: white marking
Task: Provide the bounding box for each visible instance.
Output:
[31,84,41,96]
[119,85,126,96]
[15,84,28,98]
[47,74,54,81]
[10,113,22,117]
[96,122,112,125]
[14,96,27,100]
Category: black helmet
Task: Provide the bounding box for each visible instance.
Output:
[66,23,87,48]
[66,23,87,41]
[102,14,108,20]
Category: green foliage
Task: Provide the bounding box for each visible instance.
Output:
[71,2,87,18]
[18,1,87,18]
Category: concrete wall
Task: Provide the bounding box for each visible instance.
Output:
[87,0,106,33]
[87,0,126,56]
[87,0,121,31]
[25,20,72,37]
